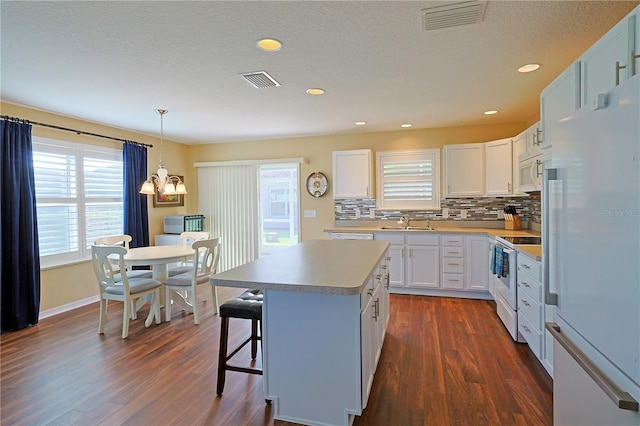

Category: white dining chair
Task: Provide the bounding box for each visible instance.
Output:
[164,237,221,324]
[94,235,153,280]
[167,231,210,277]
[91,245,162,338]
[95,234,153,320]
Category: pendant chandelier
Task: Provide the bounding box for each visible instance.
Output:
[140,109,187,196]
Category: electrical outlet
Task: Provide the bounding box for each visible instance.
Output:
[460,209,468,219]
[369,209,375,219]
[442,208,449,219]
[497,210,504,219]
[303,210,316,218]
[335,205,342,213]
[355,208,361,219]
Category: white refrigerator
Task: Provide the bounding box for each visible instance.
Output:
[544,74,640,425]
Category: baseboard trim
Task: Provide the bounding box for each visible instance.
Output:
[39,295,99,320]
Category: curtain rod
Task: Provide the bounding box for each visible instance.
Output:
[1,115,153,148]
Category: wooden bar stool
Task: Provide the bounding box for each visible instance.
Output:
[216,289,263,396]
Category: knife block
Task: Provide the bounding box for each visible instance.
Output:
[504,214,522,230]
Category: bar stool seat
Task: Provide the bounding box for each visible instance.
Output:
[216,289,263,396]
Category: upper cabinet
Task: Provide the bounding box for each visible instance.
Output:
[332,149,374,199]
[579,10,638,109]
[540,62,581,152]
[485,138,513,196]
[444,143,485,197]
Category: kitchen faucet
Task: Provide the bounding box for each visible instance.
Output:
[397,215,410,227]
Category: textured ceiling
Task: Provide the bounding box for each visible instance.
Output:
[1,1,638,144]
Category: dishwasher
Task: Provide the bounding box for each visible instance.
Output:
[329,232,374,240]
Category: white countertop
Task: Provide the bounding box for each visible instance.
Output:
[325,225,541,238]
[210,239,390,295]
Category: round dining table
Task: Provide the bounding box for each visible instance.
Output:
[114,245,196,322]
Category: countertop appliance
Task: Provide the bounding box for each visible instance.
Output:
[163,214,205,234]
[329,232,374,240]
[545,74,639,423]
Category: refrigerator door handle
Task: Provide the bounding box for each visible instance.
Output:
[543,168,559,305]
[546,322,639,412]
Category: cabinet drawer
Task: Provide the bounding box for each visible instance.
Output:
[517,272,542,303]
[360,277,376,309]
[406,234,439,246]
[442,258,464,274]
[441,235,463,246]
[374,233,405,245]
[517,255,541,281]
[518,292,542,331]
[441,247,464,257]
[442,273,464,289]
[518,312,542,358]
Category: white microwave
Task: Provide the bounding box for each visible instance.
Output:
[517,151,542,192]
[163,215,205,234]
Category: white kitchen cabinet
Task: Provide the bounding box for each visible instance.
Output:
[407,244,440,288]
[516,253,545,361]
[485,138,514,196]
[512,130,526,193]
[360,261,389,408]
[441,235,464,289]
[540,62,581,152]
[386,244,404,287]
[444,143,485,197]
[332,149,373,199]
[579,11,636,110]
[526,121,542,154]
[465,235,488,291]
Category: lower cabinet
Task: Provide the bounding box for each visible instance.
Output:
[515,252,554,375]
[360,256,390,408]
[374,232,489,298]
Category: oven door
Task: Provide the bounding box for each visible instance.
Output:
[492,244,517,310]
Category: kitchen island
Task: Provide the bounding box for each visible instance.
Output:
[210,239,390,426]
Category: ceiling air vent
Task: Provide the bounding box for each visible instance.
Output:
[240,70,281,89]
[421,0,487,31]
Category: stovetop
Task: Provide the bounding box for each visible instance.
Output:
[497,236,542,245]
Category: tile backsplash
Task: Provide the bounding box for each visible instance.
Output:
[335,193,541,224]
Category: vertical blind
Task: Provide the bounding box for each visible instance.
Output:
[198,165,260,272]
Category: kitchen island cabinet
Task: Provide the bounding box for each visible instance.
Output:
[210,239,390,426]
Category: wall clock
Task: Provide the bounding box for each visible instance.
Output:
[306,172,329,197]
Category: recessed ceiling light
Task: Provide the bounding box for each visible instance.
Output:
[484,110,499,115]
[306,88,325,95]
[257,38,282,52]
[401,123,412,128]
[517,63,540,73]
[354,121,367,126]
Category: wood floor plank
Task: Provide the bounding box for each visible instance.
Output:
[1,289,551,426]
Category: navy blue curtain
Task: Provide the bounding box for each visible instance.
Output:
[1,120,41,333]
[123,142,149,248]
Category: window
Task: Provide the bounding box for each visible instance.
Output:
[376,149,440,210]
[33,137,123,267]
[259,164,299,256]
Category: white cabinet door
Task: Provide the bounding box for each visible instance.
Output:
[374,233,405,287]
[332,149,373,199]
[407,245,439,288]
[465,236,488,291]
[386,244,404,287]
[360,288,375,408]
[485,138,513,196]
[580,13,635,109]
[526,121,542,154]
[540,62,581,152]
[444,143,485,197]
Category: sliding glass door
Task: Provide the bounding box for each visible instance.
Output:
[259,164,299,256]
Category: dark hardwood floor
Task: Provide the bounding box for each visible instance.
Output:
[1,287,552,425]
